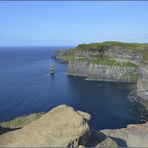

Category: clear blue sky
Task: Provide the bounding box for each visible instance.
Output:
[0,1,148,46]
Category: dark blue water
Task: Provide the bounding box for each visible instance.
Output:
[0,47,143,130]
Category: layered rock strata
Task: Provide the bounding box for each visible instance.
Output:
[137,60,148,108]
[68,61,138,82]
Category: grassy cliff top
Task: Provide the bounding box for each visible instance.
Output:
[0,113,44,128]
[93,59,138,67]
[76,41,147,52]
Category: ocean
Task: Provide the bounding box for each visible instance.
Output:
[0,47,144,130]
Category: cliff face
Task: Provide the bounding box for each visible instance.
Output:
[57,41,148,103]
[68,61,138,82]
[104,47,142,64]
[68,61,90,77]
[0,105,90,147]
[137,60,148,108]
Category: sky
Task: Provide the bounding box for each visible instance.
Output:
[0,1,148,47]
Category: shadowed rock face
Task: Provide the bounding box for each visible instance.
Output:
[0,105,91,147]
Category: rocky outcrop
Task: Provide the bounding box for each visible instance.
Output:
[0,105,90,147]
[56,42,142,82]
[1,105,148,147]
[0,105,117,147]
[68,61,138,82]
[102,122,148,147]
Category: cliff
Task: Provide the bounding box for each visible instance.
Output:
[56,41,146,63]
[104,46,142,64]
[56,41,148,103]
[137,59,148,109]
[0,105,148,147]
[0,105,117,147]
[57,41,144,82]
[68,61,138,82]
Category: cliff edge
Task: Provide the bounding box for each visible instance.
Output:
[0,105,117,147]
[0,105,148,147]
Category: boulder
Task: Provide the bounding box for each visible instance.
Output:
[0,105,91,147]
[0,104,118,147]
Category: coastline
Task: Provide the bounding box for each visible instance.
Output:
[0,105,148,147]
[56,42,148,113]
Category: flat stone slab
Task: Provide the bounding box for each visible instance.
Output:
[102,122,148,147]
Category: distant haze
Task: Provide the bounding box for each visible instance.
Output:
[0,1,148,47]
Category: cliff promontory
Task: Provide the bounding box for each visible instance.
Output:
[68,61,138,82]
[56,41,145,82]
[0,105,118,147]
[56,41,148,104]
[0,105,148,147]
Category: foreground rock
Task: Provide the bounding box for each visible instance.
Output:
[102,122,148,147]
[0,105,117,147]
[1,104,148,147]
[0,105,90,147]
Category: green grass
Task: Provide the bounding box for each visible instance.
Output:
[76,41,147,52]
[57,54,75,61]
[57,54,89,62]
[143,50,148,60]
[93,59,138,67]
[0,113,44,128]
[57,52,138,67]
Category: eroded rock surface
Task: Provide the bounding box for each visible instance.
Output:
[1,104,148,147]
[0,105,91,147]
[0,105,118,147]
[102,122,148,147]
[68,61,138,82]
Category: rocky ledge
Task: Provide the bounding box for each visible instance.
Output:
[0,105,117,147]
[102,122,148,147]
[0,105,148,147]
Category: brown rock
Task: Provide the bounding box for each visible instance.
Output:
[0,105,91,147]
[102,122,148,147]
